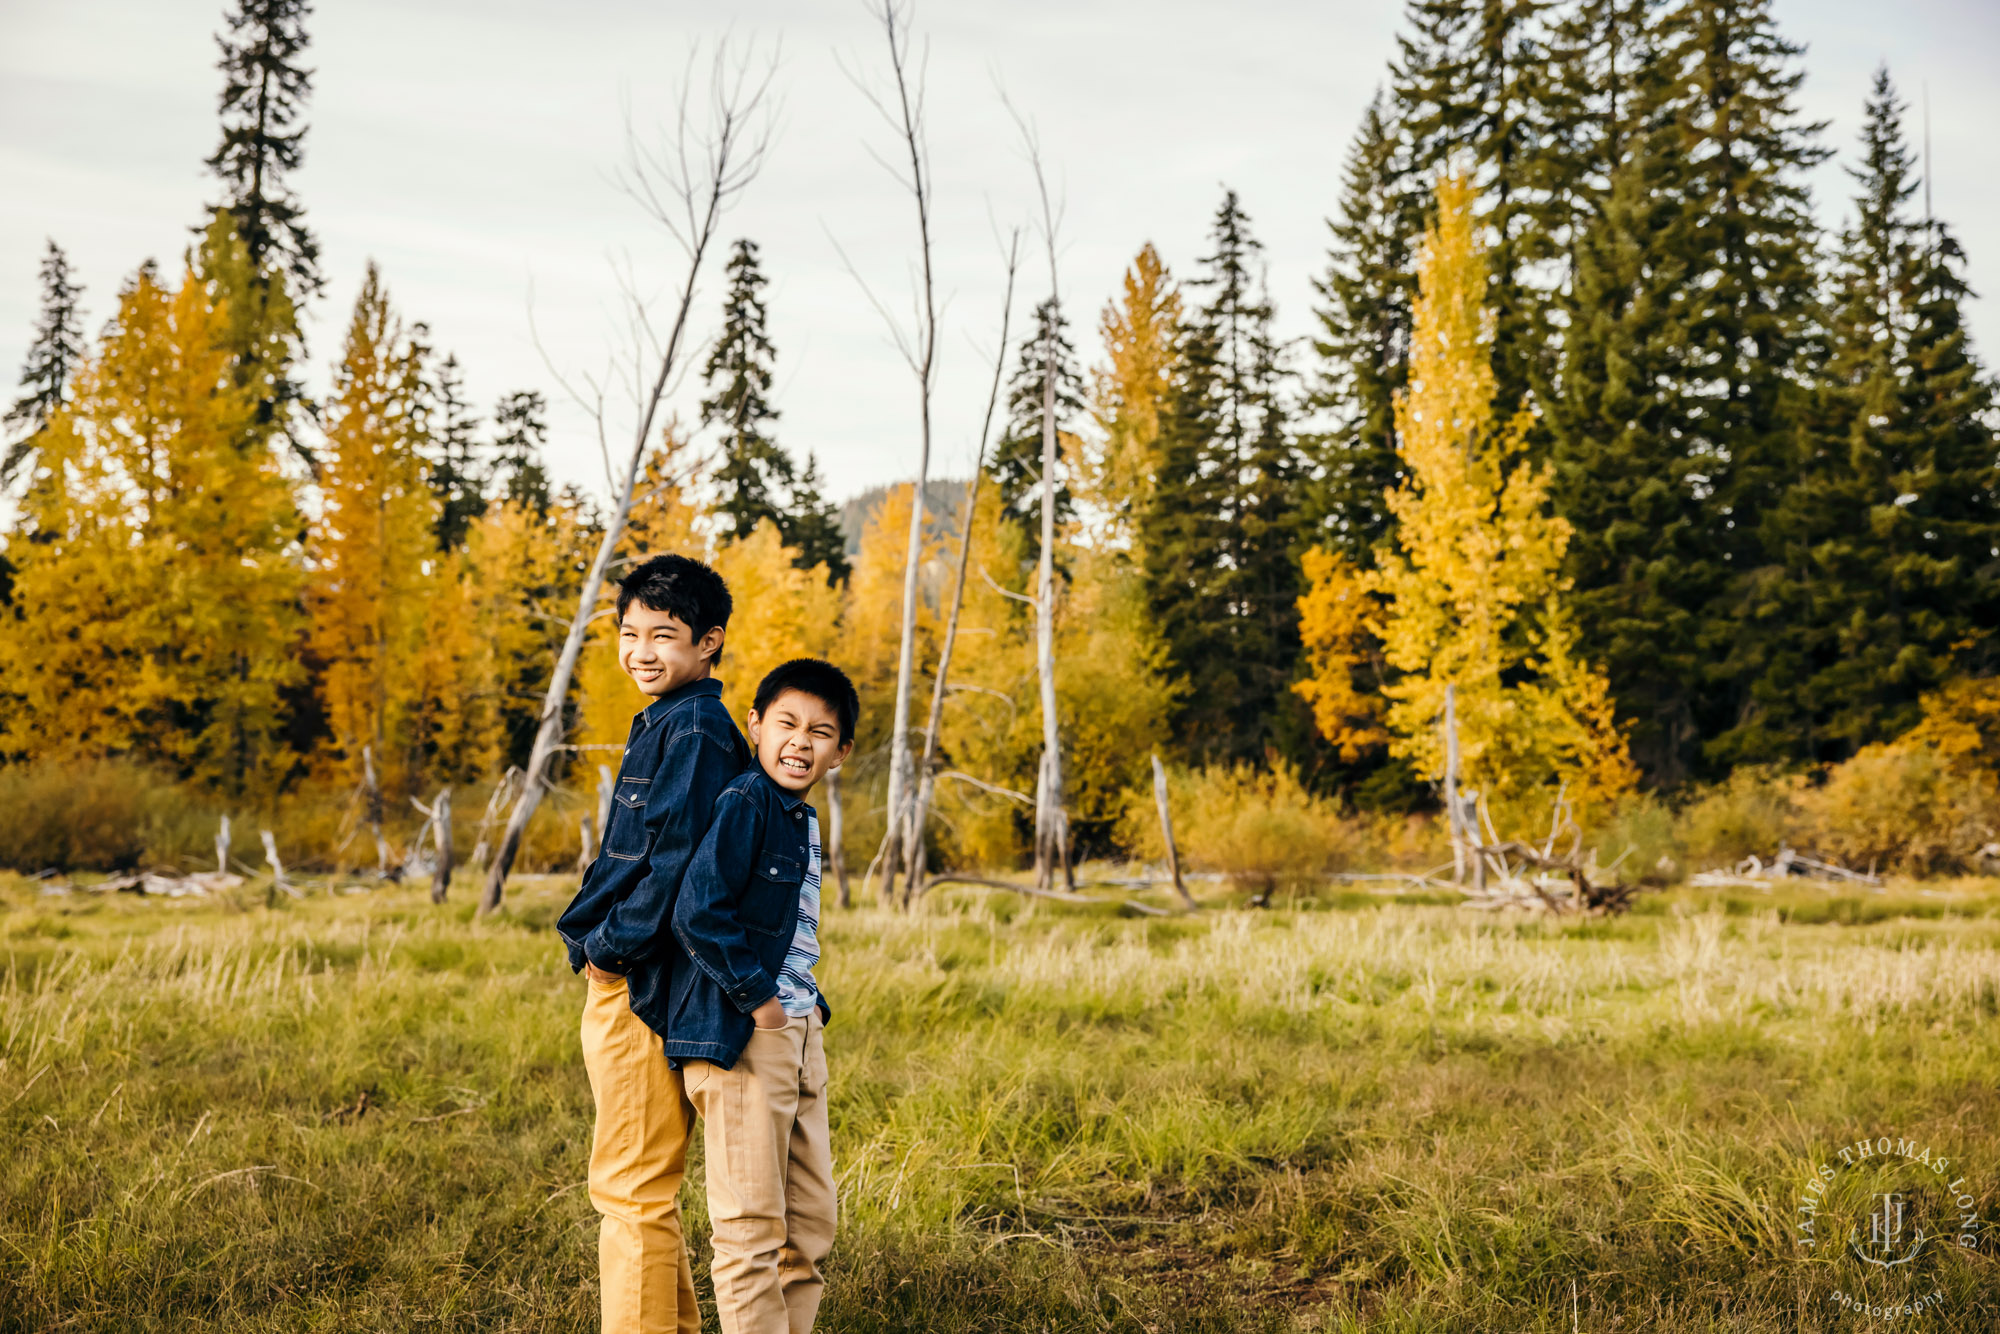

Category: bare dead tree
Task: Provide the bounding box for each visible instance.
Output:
[1006,102,1074,893]
[1151,753,1197,909]
[478,44,774,915]
[835,0,939,907]
[899,227,1023,905]
[409,786,453,904]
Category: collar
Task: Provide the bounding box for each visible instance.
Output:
[748,763,809,812]
[637,675,724,728]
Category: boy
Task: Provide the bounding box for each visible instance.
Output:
[557,553,749,1334]
[667,657,858,1334]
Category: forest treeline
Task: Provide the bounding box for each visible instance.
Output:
[2,0,1998,877]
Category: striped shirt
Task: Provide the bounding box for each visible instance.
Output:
[774,810,822,1017]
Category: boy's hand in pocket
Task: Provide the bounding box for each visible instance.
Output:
[583,961,624,986]
[751,997,788,1030]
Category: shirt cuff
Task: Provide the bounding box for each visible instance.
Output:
[581,931,630,975]
[729,972,778,1013]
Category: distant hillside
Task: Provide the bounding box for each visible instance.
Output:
[838,478,969,556]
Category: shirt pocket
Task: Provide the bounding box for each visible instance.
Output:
[739,849,802,936]
[601,777,652,861]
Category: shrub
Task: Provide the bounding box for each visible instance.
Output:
[1801,742,1999,877]
[1122,760,1353,898]
[1589,792,1683,885]
[0,759,222,873]
[1674,766,1804,870]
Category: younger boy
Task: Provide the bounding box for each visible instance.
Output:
[667,657,858,1334]
[557,554,749,1334]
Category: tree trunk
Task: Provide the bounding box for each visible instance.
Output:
[1152,753,1196,909]
[429,786,453,904]
[900,232,1021,906]
[363,744,392,879]
[1443,684,1464,886]
[871,0,939,910]
[826,768,850,909]
[215,814,232,876]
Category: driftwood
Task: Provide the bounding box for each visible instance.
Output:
[1688,846,1883,890]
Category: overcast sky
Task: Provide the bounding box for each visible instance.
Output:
[4,0,1997,509]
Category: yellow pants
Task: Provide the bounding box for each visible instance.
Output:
[684,1011,836,1334]
[581,974,700,1334]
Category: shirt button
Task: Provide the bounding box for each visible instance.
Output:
[769,867,779,875]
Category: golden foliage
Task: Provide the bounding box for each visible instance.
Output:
[1371,173,1635,826]
[0,221,305,789]
[306,264,443,798]
[1121,759,1352,894]
[1292,547,1388,762]
[1084,244,1181,548]
[710,520,841,725]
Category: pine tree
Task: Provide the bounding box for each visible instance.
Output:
[785,452,851,583]
[425,353,486,550]
[991,296,1085,559]
[1548,0,1826,784]
[1391,0,1555,411]
[1754,67,2000,758]
[702,238,792,542]
[491,389,552,515]
[1307,93,1413,562]
[3,241,86,486]
[1141,190,1304,765]
[207,0,320,296]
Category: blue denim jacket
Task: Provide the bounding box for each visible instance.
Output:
[556,677,749,1037]
[663,766,831,1069]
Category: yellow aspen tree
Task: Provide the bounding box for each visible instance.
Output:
[0,221,306,788]
[841,483,941,712]
[709,520,841,724]
[1372,173,1635,823]
[1292,547,1389,763]
[462,490,594,767]
[1085,243,1181,551]
[308,263,439,798]
[575,431,709,752]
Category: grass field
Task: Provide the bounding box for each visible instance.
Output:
[3,872,1998,1331]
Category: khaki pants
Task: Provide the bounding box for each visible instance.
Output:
[684,1011,836,1334]
[582,974,700,1334]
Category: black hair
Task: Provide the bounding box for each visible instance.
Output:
[753,658,860,746]
[617,554,733,665]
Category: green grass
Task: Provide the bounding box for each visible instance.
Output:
[3,873,1998,1331]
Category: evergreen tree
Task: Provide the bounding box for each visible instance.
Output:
[991,296,1085,561]
[1548,0,1826,784]
[785,452,851,583]
[3,241,86,488]
[701,238,792,541]
[1307,92,1413,562]
[491,389,552,515]
[207,0,320,296]
[1391,0,1556,411]
[1141,190,1303,765]
[424,353,486,551]
[1751,67,2000,759]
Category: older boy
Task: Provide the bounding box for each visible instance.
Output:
[667,658,858,1334]
[557,554,748,1334]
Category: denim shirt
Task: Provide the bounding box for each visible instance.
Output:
[663,766,831,1069]
[556,677,748,1037]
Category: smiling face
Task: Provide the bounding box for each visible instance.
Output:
[747,688,853,794]
[618,602,724,698]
